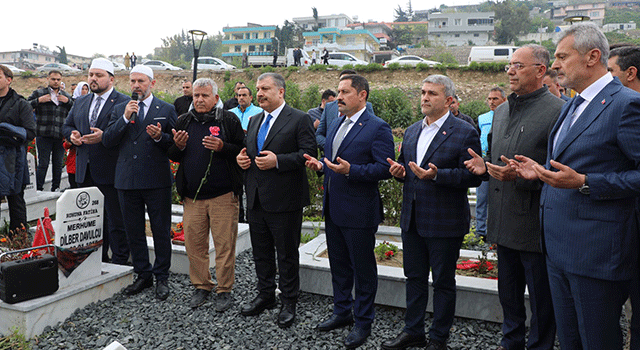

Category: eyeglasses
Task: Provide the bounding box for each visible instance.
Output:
[504,63,543,72]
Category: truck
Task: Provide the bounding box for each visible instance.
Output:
[468,46,519,64]
[247,48,312,67]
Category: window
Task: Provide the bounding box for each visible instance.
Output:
[455,19,461,25]
[474,33,479,37]
[252,33,259,39]
[346,37,356,44]
[494,49,509,56]
[266,45,272,52]
[259,45,264,52]
[245,33,250,39]
[455,34,460,37]
[468,18,493,26]
[235,46,241,52]
[590,11,600,17]
[249,45,255,52]
[264,32,271,39]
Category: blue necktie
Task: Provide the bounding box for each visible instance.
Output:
[137,101,145,125]
[553,95,584,157]
[257,114,272,152]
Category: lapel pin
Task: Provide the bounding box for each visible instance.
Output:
[443,131,447,135]
[601,99,605,104]
[156,106,159,109]
[359,122,362,126]
[110,99,114,102]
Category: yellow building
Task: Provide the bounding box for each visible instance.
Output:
[302,27,379,62]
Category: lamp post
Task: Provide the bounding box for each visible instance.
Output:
[188,29,207,82]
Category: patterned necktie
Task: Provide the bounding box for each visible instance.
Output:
[553,95,584,157]
[257,114,273,152]
[137,101,145,125]
[89,96,102,128]
[332,117,352,161]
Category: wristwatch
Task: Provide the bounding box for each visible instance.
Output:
[578,174,590,195]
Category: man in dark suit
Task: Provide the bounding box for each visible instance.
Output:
[465,45,563,350]
[304,75,395,349]
[63,58,131,264]
[512,23,640,349]
[315,70,373,152]
[103,65,177,301]
[236,73,316,328]
[384,75,481,350]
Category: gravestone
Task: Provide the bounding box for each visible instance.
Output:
[24,153,36,196]
[53,187,103,289]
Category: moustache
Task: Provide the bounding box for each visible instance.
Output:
[337,101,346,105]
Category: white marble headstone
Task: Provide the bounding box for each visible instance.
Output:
[54,187,104,289]
[23,153,36,197]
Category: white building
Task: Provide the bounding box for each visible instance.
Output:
[428,12,495,46]
[293,13,355,30]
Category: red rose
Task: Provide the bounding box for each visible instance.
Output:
[210,126,220,136]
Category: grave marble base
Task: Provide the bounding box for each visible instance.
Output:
[147,223,251,275]
[0,263,133,338]
[299,234,531,324]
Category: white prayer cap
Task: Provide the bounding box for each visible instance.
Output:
[89,58,114,75]
[131,65,154,80]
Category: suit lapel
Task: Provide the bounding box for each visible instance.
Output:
[247,112,264,156]
[404,122,420,164]
[133,96,156,139]
[421,116,454,167]
[96,91,118,129]
[262,104,289,150]
[335,112,369,158]
[553,82,618,159]
[325,114,344,160]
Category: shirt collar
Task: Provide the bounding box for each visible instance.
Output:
[422,111,450,129]
[266,101,285,119]
[139,94,153,108]
[95,87,114,99]
[576,72,613,104]
[346,106,366,124]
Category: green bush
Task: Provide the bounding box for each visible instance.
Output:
[300,85,321,112]
[386,62,402,71]
[415,63,434,71]
[284,82,302,110]
[260,66,275,74]
[460,100,490,120]
[355,63,384,72]
[341,64,355,70]
[19,71,34,78]
[286,65,299,72]
[467,61,505,73]
[369,88,414,128]
[154,91,180,104]
[308,64,328,72]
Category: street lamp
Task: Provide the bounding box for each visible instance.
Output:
[188,29,207,82]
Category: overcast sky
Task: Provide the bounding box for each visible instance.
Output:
[4,0,479,58]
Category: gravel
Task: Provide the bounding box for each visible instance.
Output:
[30,249,564,350]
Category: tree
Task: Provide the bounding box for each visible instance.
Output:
[493,0,531,44]
[394,5,410,22]
[312,7,319,31]
[56,46,68,64]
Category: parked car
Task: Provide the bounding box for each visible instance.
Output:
[36,63,81,74]
[326,52,368,67]
[3,64,25,74]
[191,57,236,71]
[142,60,183,71]
[383,55,440,67]
[111,61,126,72]
[468,46,519,64]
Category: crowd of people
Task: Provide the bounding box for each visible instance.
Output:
[2,21,640,350]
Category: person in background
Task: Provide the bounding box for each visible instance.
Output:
[307,89,336,129]
[72,82,89,100]
[223,81,245,111]
[173,80,193,116]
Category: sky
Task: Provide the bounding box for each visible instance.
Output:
[4,0,479,58]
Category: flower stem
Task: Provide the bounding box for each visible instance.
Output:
[193,150,214,202]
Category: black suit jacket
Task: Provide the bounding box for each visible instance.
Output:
[244,103,317,212]
[63,89,130,184]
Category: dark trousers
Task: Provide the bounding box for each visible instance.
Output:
[497,245,555,350]
[325,209,378,330]
[630,276,640,350]
[36,136,64,191]
[547,257,629,350]
[5,187,26,234]
[402,215,463,342]
[118,187,172,281]
[78,168,130,264]
[247,196,302,304]
[68,173,77,189]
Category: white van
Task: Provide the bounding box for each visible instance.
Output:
[468,46,519,64]
[286,48,312,67]
[191,56,236,71]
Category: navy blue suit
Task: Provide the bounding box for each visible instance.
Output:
[322,109,395,329]
[541,78,640,349]
[396,114,481,342]
[316,100,373,151]
[63,89,131,264]
[103,95,177,280]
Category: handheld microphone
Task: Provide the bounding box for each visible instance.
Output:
[130,92,139,123]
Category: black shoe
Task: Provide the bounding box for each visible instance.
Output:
[189,288,210,309]
[155,279,170,301]
[277,302,296,328]
[316,313,354,331]
[215,292,233,312]
[425,339,447,350]
[123,276,153,295]
[344,326,371,349]
[240,294,277,316]
[381,332,427,350]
